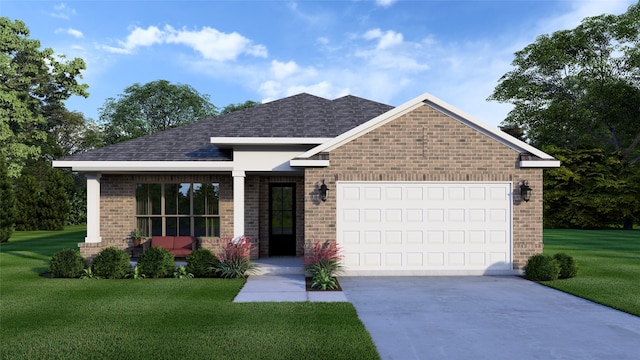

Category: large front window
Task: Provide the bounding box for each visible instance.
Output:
[136,183,220,237]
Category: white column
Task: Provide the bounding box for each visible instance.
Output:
[85,173,102,243]
[232,170,245,238]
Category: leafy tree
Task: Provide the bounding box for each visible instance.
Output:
[43,106,104,159]
[100,80,217,144]
[489,4,640,166]
[0,157,16,242]
[543,146,640,229]
[38,168,70,230]
[220,100,259,115]
[0,18,88,178]
[14,173,38,231]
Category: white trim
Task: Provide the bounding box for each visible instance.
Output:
[519,160,561,168]
[210,137,331,147]
[85,173,102,243]
[233,171,245,238]
[296,92,559,164]
[52,161,234,172]
[289,159,330,167]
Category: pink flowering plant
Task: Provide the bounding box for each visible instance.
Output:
[304,240,343,290]
[209,236,257,279]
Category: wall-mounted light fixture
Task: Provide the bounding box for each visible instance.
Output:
[319,180,329,202]
[520,180,532,202]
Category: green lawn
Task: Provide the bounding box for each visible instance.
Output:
[0,226,379,360]
[543,229,640,316]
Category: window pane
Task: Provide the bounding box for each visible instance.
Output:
[136,217,149,236]
[272,212,283,235]
[282,187,293,210]
[282,210,293,235]
[166,217,178,236]
[271,187,282,211]
[151,218,162,236]
[193,183,204,215]
[136,184,149,215]
[178,183,190,215]
[208,183,219,215]
[150,184,161,215]
[179,217,191,236]
[165,184,178,215]
[194,217,220,237]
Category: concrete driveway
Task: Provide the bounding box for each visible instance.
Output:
[339,276,640,360]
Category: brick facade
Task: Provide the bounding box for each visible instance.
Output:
[82,104,545,270]
[304,104,543,270]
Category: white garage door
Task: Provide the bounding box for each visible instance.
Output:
[337,182,513,275]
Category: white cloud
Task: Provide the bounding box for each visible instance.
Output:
[270,60,300,79]
[55,28,83,38]
[99,25,267,61]
[376,0,397,8]
[538,0,635,34]
[49,3,76,19]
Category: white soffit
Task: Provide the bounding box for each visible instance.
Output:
[52,161,234,172]
[519,160,561,168]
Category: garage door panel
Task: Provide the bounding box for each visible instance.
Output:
[337,182,513,274]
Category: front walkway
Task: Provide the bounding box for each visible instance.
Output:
[233,257,347,302]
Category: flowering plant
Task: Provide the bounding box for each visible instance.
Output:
[304,240,343,290]
[210,236,256,278]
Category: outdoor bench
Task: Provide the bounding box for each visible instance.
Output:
[145,236,195,257]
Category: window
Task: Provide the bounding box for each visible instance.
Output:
[136,183,220,237]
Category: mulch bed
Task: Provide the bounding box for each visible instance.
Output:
[305,277,343,291]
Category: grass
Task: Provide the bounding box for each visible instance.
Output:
[0,226,379,360]
[543,229,640,317]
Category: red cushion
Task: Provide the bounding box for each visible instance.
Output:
[152,236,174,249]
[174,236,193,250]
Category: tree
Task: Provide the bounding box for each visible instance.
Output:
[43,106,104,159]
[543,146,640,229]
[38,168,69,230]
[220,100,259,115]
[0,157,16,242]
[489,3,640,165]
[100,80,217,144]
[14,173,38,231]
[0,18,88,178]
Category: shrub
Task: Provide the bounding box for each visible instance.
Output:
[91,247,131,279]
[137,246,175,278]
[304,240,343,290]
[49,249,86,278]
[186,248,218,278]
[173,265,194,279]
[524,254,560,281]
[553,253,578,279]
[210,236,256,279]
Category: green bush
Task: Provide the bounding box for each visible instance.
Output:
[524,254,560,281]
[553,252,578,279]
[49,249,86,278]
[91,247,131,279]
[137,246,175,278]
[186,248,218,278]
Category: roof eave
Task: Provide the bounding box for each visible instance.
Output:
[52,160,234,172]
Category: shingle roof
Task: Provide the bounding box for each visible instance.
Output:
[60,93,394,162]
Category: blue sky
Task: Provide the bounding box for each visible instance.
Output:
[2,0,635,128]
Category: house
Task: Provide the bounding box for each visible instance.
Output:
[53,92,560,275]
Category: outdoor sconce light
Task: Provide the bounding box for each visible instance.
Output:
[319,180,329,202]
[520,180,532,202]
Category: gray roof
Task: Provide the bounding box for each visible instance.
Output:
[61,93,394,162]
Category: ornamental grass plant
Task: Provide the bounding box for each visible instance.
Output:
[304,240,343,290]
[210,236,256,279]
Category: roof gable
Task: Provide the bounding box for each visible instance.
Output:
[296,93,560,167]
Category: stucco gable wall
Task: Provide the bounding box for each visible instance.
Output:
[305,104,543,269]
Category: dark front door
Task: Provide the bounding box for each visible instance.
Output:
[269,184,296,256]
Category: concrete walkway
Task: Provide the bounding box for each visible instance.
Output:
[232,257,348,303]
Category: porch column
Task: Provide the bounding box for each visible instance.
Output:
[232,170,245,238]
[85,173,102,243]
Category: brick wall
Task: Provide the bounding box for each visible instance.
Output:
[304,104,544,270]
